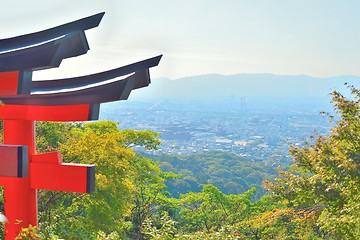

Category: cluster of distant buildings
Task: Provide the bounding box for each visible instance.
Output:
[101,99,331,164]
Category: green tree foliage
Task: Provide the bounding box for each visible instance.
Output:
[35,122,76,153]
[35,120,173,238]
[128,155,179,239]
[265,86,360,239]
[54,121,136,236]
[178,184,256,234]
[237,206,322,239]
[143,212,178,240]
[151,151,278,198]
[143,190,321,240]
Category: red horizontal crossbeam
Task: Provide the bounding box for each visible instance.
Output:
[0,104,99,121]
[0,150,96,193]
[0,144,28,178]
[31,152,95,193]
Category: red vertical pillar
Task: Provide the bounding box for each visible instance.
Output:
[2,120,37,240]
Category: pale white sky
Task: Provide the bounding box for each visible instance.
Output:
[1,0,360,80]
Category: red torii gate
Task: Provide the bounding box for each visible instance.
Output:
[0,13,161,239]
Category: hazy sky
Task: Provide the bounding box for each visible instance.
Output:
[1,0,360,80]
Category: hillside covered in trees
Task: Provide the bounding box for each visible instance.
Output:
[0,86,359,239]
[147,151,278,198]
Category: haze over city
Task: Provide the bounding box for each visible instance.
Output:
[1,0,360,83]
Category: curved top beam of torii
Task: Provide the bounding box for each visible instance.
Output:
[0,12,104,72]
[0,12,104,53]
[0,31,89,72]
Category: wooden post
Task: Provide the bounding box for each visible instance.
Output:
[1,120,37,240]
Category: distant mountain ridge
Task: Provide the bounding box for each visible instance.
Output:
[129,73,360,100]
